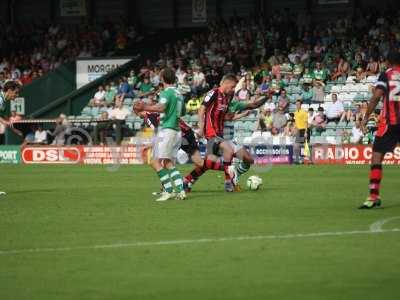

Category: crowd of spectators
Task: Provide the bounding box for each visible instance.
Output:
[0,20,141,88]
[1,7,398,146]
[82,8,399,145]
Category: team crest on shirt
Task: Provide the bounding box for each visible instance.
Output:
[204,90,215,103]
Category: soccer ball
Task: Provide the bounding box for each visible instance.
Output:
[246,176,263,191]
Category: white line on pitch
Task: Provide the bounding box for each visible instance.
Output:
[0,228,399,256]
[369,217,400,232]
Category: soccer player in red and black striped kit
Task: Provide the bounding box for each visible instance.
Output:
[359,51,400,209]
[187,74,268,192]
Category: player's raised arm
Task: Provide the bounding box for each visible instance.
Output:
[244,95,268,110]
[134,100,166,113]
[226,110,250,121]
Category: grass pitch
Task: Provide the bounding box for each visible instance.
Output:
[0,164,400,300]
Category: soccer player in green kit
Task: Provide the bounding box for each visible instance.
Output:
[0,81,19,196]
[134,68,186,201]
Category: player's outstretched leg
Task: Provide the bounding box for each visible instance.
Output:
[229,148,254,191]
[359,152,383,209]
[183,154,224,192]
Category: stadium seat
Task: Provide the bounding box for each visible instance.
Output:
[124,98,133,105]
[91,107,100,117]
[81,107,92,116]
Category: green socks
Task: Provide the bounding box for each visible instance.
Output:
[169,168,184,193]
[237,161,251,176]
[157,169,173,193]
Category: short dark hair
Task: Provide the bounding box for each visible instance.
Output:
[3,81,19,92]
[387,51,400,66]
[220,74,237,84]
[161,68,176,84]
[296,99,303,104]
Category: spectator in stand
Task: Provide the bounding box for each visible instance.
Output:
[9,110,22,123]
[263,93,276,112]
[300,83,314,105]
[258,75,270,95]
[277,89,289,112]
[312,107,327,134]
[284,113,296,138]
[302,67,314,84]
[116,77,135,102]
[313,62,329,83]
[49,114,70,145]
[104,84,117,107]
[90,85,106,107]
[257,108,273,132]
[108,100,130,145]
[331,56,349,80]
[366,56,379,75]
[312,80,325,103]
[292,56,304,78]
[192,66,206,96]
[186,97,201,115]
[326,93,345,123]
[351,119,364,144]
[235,81,251,102]
[92,111,111,145]
[20,71,32,85]
[137,77,154,98]
[34,126,47,144]
[272,107,288,133]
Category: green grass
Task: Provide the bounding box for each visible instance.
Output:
[0,164,400,300]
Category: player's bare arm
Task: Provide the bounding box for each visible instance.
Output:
[197,104,206,137]
[225,110,250,121]
[134,101,166,113]
[244,95,267,110]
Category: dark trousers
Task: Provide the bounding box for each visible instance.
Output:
[93,120,125,145]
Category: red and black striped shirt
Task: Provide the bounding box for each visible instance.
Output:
[202,88,231,139]
[375,67,400,125]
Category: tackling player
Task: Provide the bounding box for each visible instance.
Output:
[134,68,186,202]
[186,74,268,192]
[0,81,19,196]
[359,51,400,209]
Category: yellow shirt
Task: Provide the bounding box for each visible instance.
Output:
[294,109,308,130]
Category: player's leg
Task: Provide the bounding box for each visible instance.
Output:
[219,140,235,192]
[167,131,186,200]
[151,129,176,201]
[183,137,225,191]
[229,146,254,190]
[359,124,399,209]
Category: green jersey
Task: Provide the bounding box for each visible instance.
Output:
[0,91,10,118]
[159,87,184,131]
[228,100,247,113]
[313,69,328,81]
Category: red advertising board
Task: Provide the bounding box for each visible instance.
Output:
[312,145,400,165]
[21,145,146,165]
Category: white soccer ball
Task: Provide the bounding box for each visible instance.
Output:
[246,175,263,191]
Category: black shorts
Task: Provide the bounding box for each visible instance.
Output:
[373,124,400,154]
[180,130,199,156]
